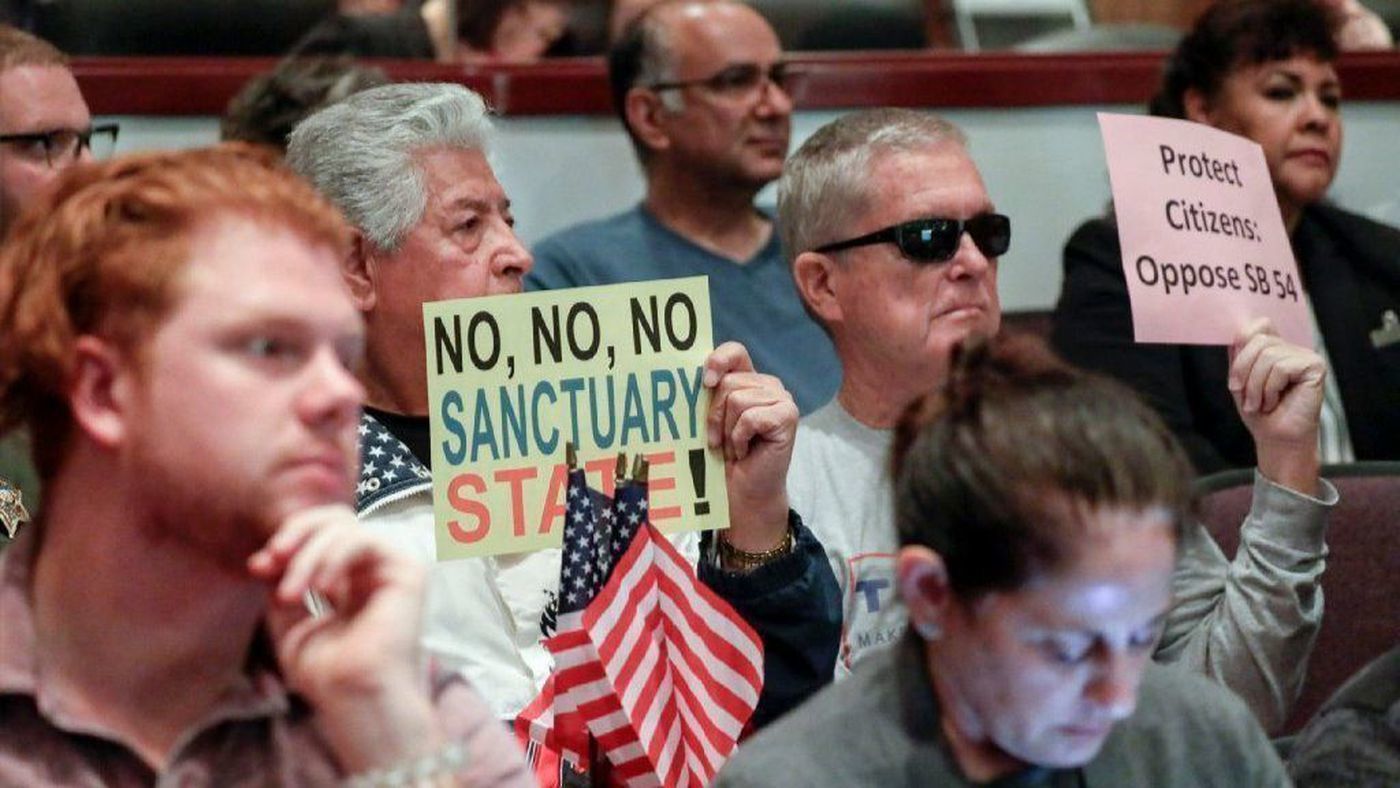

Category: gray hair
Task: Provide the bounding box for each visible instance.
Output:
[285,82,493,252]
[777,108,967,264]
[636,8,683,113]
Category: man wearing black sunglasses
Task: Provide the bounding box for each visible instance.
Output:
[779,109,1338,736]
[526,0,841,415]
[779,109,1005,676]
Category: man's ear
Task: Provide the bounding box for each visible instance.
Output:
[1182,88,1213,125]
[792,250,843,327]
[68,336,133,450]
[343,229,378,312]
[625,86,672,155]
[897,545,953,641]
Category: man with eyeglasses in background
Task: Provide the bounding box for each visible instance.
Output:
[0,24,116,541]
[0,25,117,239]
[781,108,1339,736]
[526,0,841,415]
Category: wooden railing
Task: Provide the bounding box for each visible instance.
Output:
[74,50,1400,117]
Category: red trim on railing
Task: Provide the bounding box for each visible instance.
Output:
[73,50,1400,117]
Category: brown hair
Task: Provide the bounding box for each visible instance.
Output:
[457,0,570,51]
[0,24,68,71]
[891,333,1194,598]
[1150,0,1340,119]
[0,143,350,481]
[220,57,388,153]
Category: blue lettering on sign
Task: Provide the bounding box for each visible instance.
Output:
[855,578,890,613]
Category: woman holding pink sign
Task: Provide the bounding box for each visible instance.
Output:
[1053,0,1400,475]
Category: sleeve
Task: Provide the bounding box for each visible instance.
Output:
[698,511,842,731]
[1155,471,1337,733]
[525,234,583,292]
[1289,706,1400,787]
[432,675,537,787]
[1051,217,1235,473]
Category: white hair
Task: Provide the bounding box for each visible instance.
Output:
[286,82,493,252]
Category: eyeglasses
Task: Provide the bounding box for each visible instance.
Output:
[815,213,1011,263]
[0,123,121,168]
[646,62,792,97]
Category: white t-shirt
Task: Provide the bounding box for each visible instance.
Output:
[786,400,905,675]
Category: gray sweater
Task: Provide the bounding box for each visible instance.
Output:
[715,635,1289,787]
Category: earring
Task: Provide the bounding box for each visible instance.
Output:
[915,620,941,641]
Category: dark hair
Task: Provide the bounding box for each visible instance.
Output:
[221,57,387,152]
[891,333,1194,599]
[457,0,570,51]
[1150,0,1340,119]
[607,2,664,157]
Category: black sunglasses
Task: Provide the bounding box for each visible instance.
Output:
[814,213,1011,263]
[646,62,791,96]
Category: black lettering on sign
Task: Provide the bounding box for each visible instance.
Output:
[433,314,464,375]
[631,296,662,354]
[532,305,563,365]
[664,293,697,350]
[467,312,501,370]
[567,302,601,360]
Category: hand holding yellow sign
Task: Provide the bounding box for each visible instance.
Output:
[424,277,729,559]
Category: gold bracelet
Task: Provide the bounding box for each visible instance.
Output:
[718,525,794,572]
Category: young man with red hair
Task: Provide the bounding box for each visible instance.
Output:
[0,144,531,785]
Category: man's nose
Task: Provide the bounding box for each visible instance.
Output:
[755,74,794,118]
[492,222,534,280]
[300,347,365,429]
[945,231,993,280]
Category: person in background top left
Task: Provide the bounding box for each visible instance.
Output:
[0,24,117,538]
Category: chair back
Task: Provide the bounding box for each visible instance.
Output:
[1195,461,1400,733]
[950,0,1090,49]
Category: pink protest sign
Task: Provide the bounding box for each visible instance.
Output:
[1098,113,1310,347]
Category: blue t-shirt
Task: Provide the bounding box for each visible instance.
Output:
[527,205,841,414]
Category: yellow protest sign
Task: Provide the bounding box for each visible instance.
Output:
[423,277,729,559]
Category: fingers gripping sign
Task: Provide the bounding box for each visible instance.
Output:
[704,341,797,553]
[1228,318,1327,495]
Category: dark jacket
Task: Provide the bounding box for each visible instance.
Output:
[1052,203,1400,473]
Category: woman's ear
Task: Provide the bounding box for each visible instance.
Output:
[897,545,953,641]
[1183,88,1213,125]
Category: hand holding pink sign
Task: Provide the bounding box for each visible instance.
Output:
[1097,113,1311,347]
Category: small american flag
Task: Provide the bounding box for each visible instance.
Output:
[518,449,764,787]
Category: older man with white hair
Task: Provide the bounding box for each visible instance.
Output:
[287,82,840,731]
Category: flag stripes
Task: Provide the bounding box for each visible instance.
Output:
[517,460,763,787]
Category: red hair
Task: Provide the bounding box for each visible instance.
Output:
[0,143,350,480]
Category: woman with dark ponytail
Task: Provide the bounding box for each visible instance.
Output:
[717,333,1296,786]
